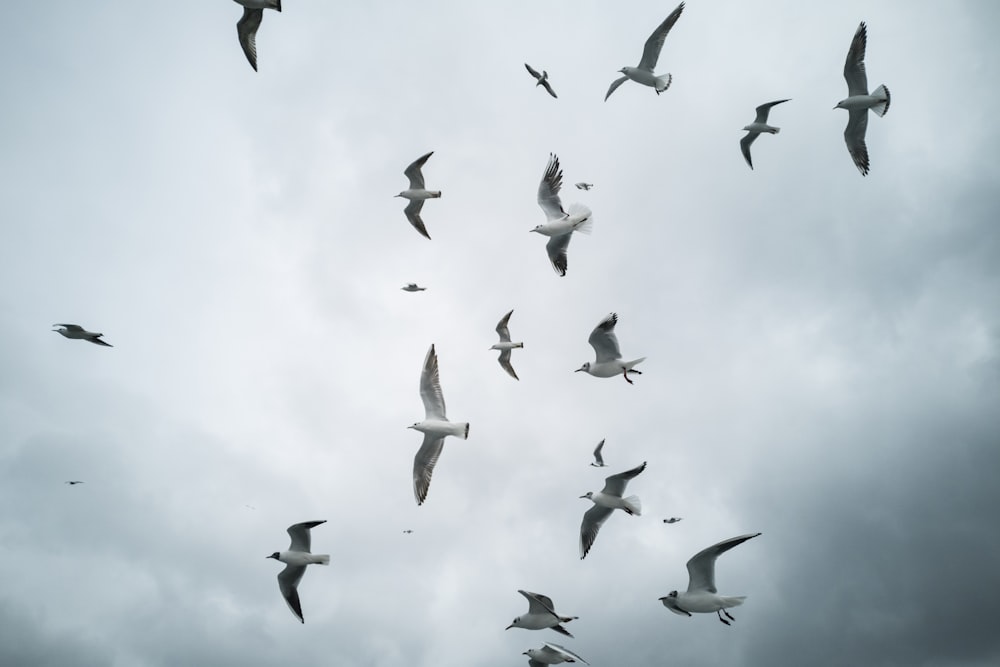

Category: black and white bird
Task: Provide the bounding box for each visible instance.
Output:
[663,517,683,524]
[575,313,644,383]
[234,0,282,72]
[523,642,589,667]
[506,590,578,637]
[740,99,790,169]
[490,309,523,380]
[579,461,647,559]
[267,520,329,623]
[396,152,441,239]
[401,283,427,292]
[589,439,607,467]
[53,324,113,347]
[574,182,594,191]
[530,154,593,277]
[835,22,890,175]
[524,64,558,98]
[605,2,685,101]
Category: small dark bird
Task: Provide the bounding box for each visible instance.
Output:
[663,517,682,524]
[524,63,558,98]
[65,481,85,485]
[402,529,414,534]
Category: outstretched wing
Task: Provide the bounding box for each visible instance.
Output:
[404,199,431,239]
[277,563,307,623]
[601,461,647,496]
[286,520,326,553]
[537,154,565,220]
[686,532,762,593]
[413,434,444,505]
[588,313,622,362]
[754,98,790,123]
[419,344,447,419]
[579,504,614,559]
[604,75,629,101]
[740,132,758,169]
[844,109,870,176]
[540,79,558,99]
[638,2,685,71]
[404,151,433,189]
[524,63,542,81]
[844,22,869,96]
[237,8,263,72]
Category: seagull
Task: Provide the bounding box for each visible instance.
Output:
[530,154,593,277]
[663,517,682,524]
[401,283,427,292]
[267,520,329,623]
[524,64,558,98]
[402,529,414,534]
[659,532,762,625]
[740,99,790,169]
[835,22,890,176]
[395,151,441,240]
[506,590,578,637]
[574,183,593,191]
[234,0,282,72]
[605,2,685,101]
[65,481,85,485]
[523,642,590,667]
[575,313,644,383]
[579,461,646,559]
[589,439,607,467]
[490,309,523,380]
[408,345,469,505]
[52,324,113,347]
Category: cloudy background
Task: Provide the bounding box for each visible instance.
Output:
[1,0,998,665]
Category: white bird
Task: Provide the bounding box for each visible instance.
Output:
[605,2,685,101]
[530,154,593,277]
[490,309,523,380]
[575,313,644,383]
[395,151,441,239]
[523,642,590,667]
[659,532,762,625]
[835,22,890,176]
[579,461,647,559]
[525,63,558,99]
[506,590,578,637]
[574,182,593,191]
[401,283,426,292]
[740,99,790,170]
[267,520,329,623]
[663,517,683,524]
[52,324,113,347]
[408,345,469,505]
[590,439,607,467]
[234,0,281,72]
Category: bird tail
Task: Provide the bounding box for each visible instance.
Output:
[623,495,642,516]
[625,357,646,370]
[770,127,781,135]
[568,203,593,235]
[656,73,673,93]
[720,596,747,608]
[461,423,470,439]
[429,191,442,198]
[315,555,330,565]
[871,85,890,117]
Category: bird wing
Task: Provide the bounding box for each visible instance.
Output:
[579,504,615,559]
[844,109,870,176]
[592,439,605,466]
[638,2,685,71]
[537,154,565,221]
[686,532,762,593]
[413,434,444,505]
[277,563,308,623]
[527,661,546,667]
[739,132,758,169]
[844,22,869,96]
[53,323,84,331]
[601,461,647,496]
[495,309,514,342]
[588,313,622,362]
[543,643,589,665]
[404,151,433,189]
[404,199,431,239]
[754,98,790,123]
[286,520,325,552]
[544,234,572,277]
[497,350,519,380]
[540,79,558,99]
[87,335,113,347]
[419,344,448,419]
[524,63,542,81]
[237,8,263,72]
[604,75,629,101]
[518,590,560,618]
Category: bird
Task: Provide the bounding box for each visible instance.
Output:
[65,481,85,485]
[523,642,590,667]
[396,151,441,239]
[401,283,427,292]
[234,0,281,72]
[506,590,578,637]
[524,64,558,98]
[490,309,523,380]
[52,324,113,347]
[835,22,890,175]
[659,532,762,625]
[266,520,329,623]
[740,99,790,169]
[590,439,607,467]
[579,461,646,559]
[575,313,645,383]
[409,345,469,505]
[605,2,685,101]
[663,517,683,524]
[530,154,593,277]
[574,183,593,191]
[402,529,414,534]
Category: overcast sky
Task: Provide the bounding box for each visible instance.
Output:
[1,1,998,666]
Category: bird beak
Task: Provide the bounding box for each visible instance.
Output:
[578,494,588,499]
[505,624,513,630]
[574,367,585,372]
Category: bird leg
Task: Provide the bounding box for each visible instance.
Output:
[723,609,735,621]
[623,369,634,384]
[717,609,732,626]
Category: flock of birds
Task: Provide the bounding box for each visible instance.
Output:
[48,1,898,663]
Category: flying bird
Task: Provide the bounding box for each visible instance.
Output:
[267,520,329,623]
[65,481,85,485]
[590,439,607,467]
[395,151,441,239]
[524,64,558,98]
[575,313,645,383]
[523,642,590,667]
[659,532,762,625]
[52,324,113,347]
[663,517,683,524]
[579,461,646,559]
[401,283,427,292]
[740,99,790,169]
[835,22,890,175]
[506,590,578,637]
[234,0,282,72]
[605,2,685,101]
[402,529,414,534]
[490,309,523,380]
[530,154,593,277]
[574,183,593,191]
[408,345,469,505]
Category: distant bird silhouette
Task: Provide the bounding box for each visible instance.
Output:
[53,324,113,347]
[524,63,558,98]
[401,283,427,292]
[574,183,594,191]
[590,439,607,467]
[663,517,682,524]
[740,99,790,169]
[65,481,85,485]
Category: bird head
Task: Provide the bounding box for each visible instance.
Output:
[575,363,590,373]
[506,618,520,630]
[834,99,848,110]
[529,225,543,234]
[266,552,280,560]
[579,491,594,500]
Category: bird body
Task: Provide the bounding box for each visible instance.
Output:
[396,152,441,239]
[605,2,685,100]
[53,324,113,347]
[531,154,593,276]
[507,590,578,637]
[525,63,558,98]
[491,309,523,380]
[740,99,790,169]
[401,283,426,292]
[524,642,589,666]
[575,313,644,383]
[835,22,890,175]
[267,520,328,624]
[579,461,647,558]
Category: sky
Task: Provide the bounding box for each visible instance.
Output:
[1,1,998,665]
